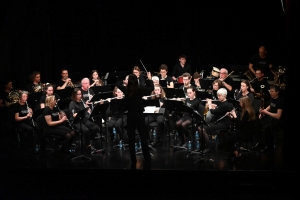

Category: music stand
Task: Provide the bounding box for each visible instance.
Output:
[28,92,43,107]
[57,98,71,110]
[159,80,167,88]
[106,71,128,85]
[196,91,211,100]
[91,85,112,94]
[109,99,129,150]
[55,88,73,100]
[163,88,175,98]
[174,88,186,98]
[72,107,91,162]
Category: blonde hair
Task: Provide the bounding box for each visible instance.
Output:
[45,95,55,107]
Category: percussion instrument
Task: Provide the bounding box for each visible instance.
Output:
[211,67,220,78]
[177,76,183,83]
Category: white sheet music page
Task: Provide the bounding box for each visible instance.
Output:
[144,106,156,113]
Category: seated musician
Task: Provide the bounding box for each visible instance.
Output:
[43,95,75,155]
[69,88,101,154]
[14,90,36,151]
[176,86,201,147]
[171,54,192,82]
[255,85,284,152]
[158,64,174,88]
[40,84,60,109]
[133,66,147,87]
[218,68,234,99]
[192,72,202,91]
[0,79,13,117]
[249,69,270,106]
[56,69,75,90]
[223,96,256,160]
[178,72,192,95]
[80,78,95,111]
[105,86,127,144]
[197,88,234,154]
[235,80,255,104]
[143,84,166,146]
[205,79,222,123]
[89,70,104,87]
[25,71,42,94]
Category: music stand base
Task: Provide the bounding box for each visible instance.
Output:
[171,145,188,152]
[72,154,92,162]
[136,150,154,157]
[194,157,214,164]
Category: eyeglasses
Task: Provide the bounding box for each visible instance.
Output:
[77,94,82,95]
[220,72,227,74]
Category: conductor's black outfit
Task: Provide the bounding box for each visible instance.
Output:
[116,76,154,169]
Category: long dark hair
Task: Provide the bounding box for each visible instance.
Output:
[127,74,139,97]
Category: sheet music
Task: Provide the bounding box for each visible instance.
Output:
[144,106,158,113]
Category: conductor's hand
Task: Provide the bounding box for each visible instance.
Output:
[147,72,152,80]
[142,96,147,100]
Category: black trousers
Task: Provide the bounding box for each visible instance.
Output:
[107,115,127,139]
[145,115,165,140]
[127,112,151,164]
[73,120,99,146]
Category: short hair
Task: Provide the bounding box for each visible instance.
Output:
[217,88,227,97]
[29,71,40,82]
[81,77,90,84]
[193,72,201,79]
[61,68,68,73]
[255,69,264,74]
[179,54,186,59]
[45,95,55,107]
[182,72,191,79]
[152,76,159,81]
[220,68,228,74]
[159,64,168,71]
[270,84,280,92]
[212,79,222,89]
[19,90,29,99]
[133,66,141,72]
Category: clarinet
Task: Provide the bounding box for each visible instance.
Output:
[55,102,73,130]
[25,101,35,127]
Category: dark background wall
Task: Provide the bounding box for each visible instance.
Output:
[0,0,294,90]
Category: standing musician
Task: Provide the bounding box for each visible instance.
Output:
[171,54,192,82]
[40,84,60,109]
[56,69,74,90]
[178,72,192,94]
[255,85,284,152]
[116,72,153,170]
[205,79,222,123]
[25,71,42,93]
[157,64,174,88]
[223,96,256,160]
[133,66,147,87]
[43,95,75,155]
[218,68,233,99]
[175,86,201,147]
[89,70,103,87]
[250,69,270,103]
[69,88,101,154]
[13,90,36,151]
[197,88,234,154]
[143,84,167,146]
[105,86,127,144]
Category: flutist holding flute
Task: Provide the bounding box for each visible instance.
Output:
[196,88,234,154]
[68,88,101,154]
[14,90,36,152]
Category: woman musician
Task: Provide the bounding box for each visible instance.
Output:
[89,70,104,87]
[104,86,127,144]
[234,80,255,118]
[14,90,37,151]
[69,88,101,154]
[197,88,234,154]
[25,71,42,93]
[142,84,166,146]
[39,84,60,109]
[175,86,202,147]
[43,95,75,155]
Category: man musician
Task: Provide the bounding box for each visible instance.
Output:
[56,69,75,90]
[157,64,174,88]
[250,69,270,106]
[171,54,192,82]
[218,68,234,100]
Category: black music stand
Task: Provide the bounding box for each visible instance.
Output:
[109,99,129,150]
[90,85,112,94]
[57,98,71,110]
[55,87,73,100]
[163,88,175,99]
[159,80,167,88]
[196,91,211,100]
[28,92,43,107]
[174,88,186,98]
[72,107,91,162]
[106,71,128,85]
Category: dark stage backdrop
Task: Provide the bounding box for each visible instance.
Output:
[0,0,293,90]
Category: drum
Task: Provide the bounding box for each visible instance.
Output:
[211,67,220,78]
[177,76,183,83]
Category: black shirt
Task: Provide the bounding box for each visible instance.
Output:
[68,100,90,123]
[42,106,60,128]
[251,79,270,100]
[183,98,200,117]
[56,79,74,89]
[171,63,192,78]
[210,100,233,126]
[269,96,284,128]
[249,53,272,73]
[0,90,9,106]
[158,75,173,87]
[14,103,33,125]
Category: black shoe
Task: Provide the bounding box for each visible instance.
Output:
[260,146,272,153]
[182,142,187,148]
[150,140,159,147]
[176,141,183,146]
[203,148,211,154]
[252,142,264,149]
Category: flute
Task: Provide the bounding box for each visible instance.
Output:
[142,93,161,99]
[201,100,219,102]
[94,95,125,104]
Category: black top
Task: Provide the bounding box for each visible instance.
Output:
[183,98,200,117]
[249,53,272,73]
[269,96,284,128]
[14,103,33,125]
[236,92,255,104]
[42,106,60,128]
[171,63,192,78]
[0,90,9,106]
[233,110,254,135]
[116,80,154,113]
[68,100,90,123]
[39,93,60,104]
[210,100,234,126]
[138,75,146,87]
[221,77,234,99]
[25,83,39,94]
[56,79,74,89]
[251,79,270,100]
[158,75,173,87]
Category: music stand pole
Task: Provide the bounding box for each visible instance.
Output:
[72,108,91,162]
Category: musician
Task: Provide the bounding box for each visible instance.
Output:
[176,86,200,147]
[257,85,284,152]
[197,88,234,154]
[178,72,192,94]
[69,88,100,154]
[40,84,60,109]
[13,90,36,150]
[219,68,233,99]
[151,76,160,85]
[80,78,95,110]
[143,84,167,146]
[56,69,74,90]
[116,72,153,169]
[171,54,192,81]
[250,69,270,102]
[205,79,222,123]
[248,45,274,80]
[90,70,103,87]
[106,86,127,144]
[43,95,75,155]
[0,79,12,109]
[192,72,202,90]
[158,64,174,88]
[235,80,255,104]
[133,66,148,87]
[223,96,256,159]
[25,71,42,93]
